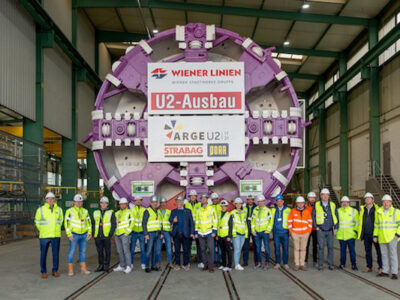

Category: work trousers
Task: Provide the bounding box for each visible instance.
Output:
[67,233,87,264]
[292,233,310,266]
[317,230,334,267]
[254,231,270,264]
[173,233,191,266]
[380,238,398,275]
[199,235,215,268]
[95,237,111,268]
[274,232,289,265]
[130,232,146,266]
[305,230,318,263]
[115,234,131,268]
[39,237,60,274]
[339,239,356,267]
[243,235,256,265]
[218,237,233,268]
[232,234,245,266]
[364,233,382,269]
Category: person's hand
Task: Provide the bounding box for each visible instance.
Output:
[211,233,216,238]
[226,237,231,242]
[190,234,194,239]
[68,235,74,241]
[91,236,95,240]
[111,237,115,243]
[160,234,164,239]
[316,227,320,231]
[86,234,91,241]
[395,236,399,241]
[252,232,256,237]
[333,229,337,236]
[173,216,178,223]
[373,237,378,243]
[145,234,150,240]
[194,234,198,239]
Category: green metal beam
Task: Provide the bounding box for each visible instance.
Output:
[318,79,326,185]
[74,0,370,26]
[288,72,320,81]
[307,23,400,113]
[19,0,102,88]
[339,58,349,195]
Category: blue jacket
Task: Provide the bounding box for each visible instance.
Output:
[169,208,194,238]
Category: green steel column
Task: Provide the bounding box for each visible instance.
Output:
[61,7,78,210]
[339,57,349,195]
[368,21,381,173]
[86,149,100,213]
[318,79,326,185]
[304,98,310,193]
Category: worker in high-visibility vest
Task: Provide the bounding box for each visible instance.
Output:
[243,195,257,267]
[211,192,222,266]
[312,188,339,271]
[113,198,134,274]
[34,192,63,279]
[195,193,218,273]
[251,194,273,270]
[143,195,163,273]
[374,194,400,280]
[216,200,233,271]
[305,191,318,267]
[92,196,116,272]
[64,194,92,276]
[130,196,146,270]
[232,197,247,271]
[336,196,359,271]
[154,197,172,267]
[185,190,201,264]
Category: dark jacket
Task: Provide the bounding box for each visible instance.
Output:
[169,208,194,238]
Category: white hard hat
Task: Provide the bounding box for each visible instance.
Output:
[320,188,330,195]
[200,193,208,199]
[296,196,305,203]
[119,197,128,204]
[211,192,219,200]
[307,192,316,198]
[189,190,197,196]
[100,196,109,203]
[73,194,83,202]
[382,194,392,201]
[135,195,143,201]
[160,197,167,203]
[220,200,229,206]
[341,196,350,202]
[234,197,243,204]
[364,192,374,199]
[257,195,266,201]
[176,196,183,201]
[150,195,158,203]
[247,195,254,199]
[45,192,55,199]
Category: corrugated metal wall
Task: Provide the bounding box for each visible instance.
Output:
[0,0,36,120]
[77,10,95,69]
[43,45,72,138]
[77,81,95,147]
[43,0,72,41]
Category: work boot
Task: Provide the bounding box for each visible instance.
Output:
[363,267,372,273]
[262,263,269,271]
[41,273,47,279]
[352,265,358,271]
[145,268,151,273]
[173,265,181,271]
[378,268,383,274]
[253,263,261,270]
[104,265,110,272]
[377,272,389,277]
[300,265,307,271]
[80,262,91,275]
[313,262,318,268]
[338,265,345,270]
[273,264,280,270]
[209,267,215,273]
[242,263,248,267]
[284,265,290,270]
[68,263,74,276]
[52,272,60,277]
[392,274,398,280]
[202,265,208,271]
[328,265,334,271]
[184,265,190,272]
[95,265,104,272]
[318,265,323,271]
[294,265,300,271]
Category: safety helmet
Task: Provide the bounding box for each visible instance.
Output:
[257,195,266,201]
[189,190,197,196]
[200,193,208,199]
[211,192,219,200]
[119,198,128,204]
[45,192,55,199]
[234,197,243,204]
[341,196,350,202]
[296,196,305,203]
[247,195,254,200]
[176,196,183,201]
[307,192,316,198]
[160,197,167,203]
[275,194,284,201]
[150,195,158,203]
[220,200,229,206]
[364,192,374,199]
[320,188,330,195]
[100,196,109,203]
[135,195,143,201]
[73,194,83,202]
[382,194,392,201]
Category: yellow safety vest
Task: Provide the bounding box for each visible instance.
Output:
[195,205,218,236]
[146,208,162,232]
[185,202,201,221]
[212,203,221,219]
[115,208,133,236]
[373,206,400,243]
[357,204,379,239]
[251,206,273,234]
[232,209,248,238]
[159,209,171,232]
[217,211,231,238]
[64,206,92,237]
[131,205,145,233]
[93,210,113,238]
[270,207,291,230]
[34,203,63,238]
[315,201,338,226]
[336,206,359,241]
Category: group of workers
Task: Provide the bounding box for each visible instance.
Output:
[35,189,400,280]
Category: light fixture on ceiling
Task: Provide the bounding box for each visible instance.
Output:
[283,40,290,46]
[302,1,310,9]
[152,29,159,34]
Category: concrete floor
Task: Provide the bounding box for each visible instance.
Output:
[0,237,399,300]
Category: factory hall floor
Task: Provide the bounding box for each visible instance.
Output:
[1,237,400,300]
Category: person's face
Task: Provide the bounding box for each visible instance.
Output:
[135,199,142,207]
[120,203,127,210]
[235,203,242,210]
[75,201,83,207]
[321,194,329,202]
[297,202,305,209]
[341,201,349,208]
[308,197,316,204]
[161,202,167,210]
[190,195,197,202]
[100,202,108,210]
[201,197,208,205]
[46,197,55,206]
[382,200,392,210]
[151,202,158,209]
[365,197,374,206]
[258,200,265,207]
[221,205,228,212]
[212,198,219,205]
[276,199,284,208]
[176,200,183,208]
[248,198,254,206]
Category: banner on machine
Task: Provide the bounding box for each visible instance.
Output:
[147,115,245,162]
[147,62,245,114]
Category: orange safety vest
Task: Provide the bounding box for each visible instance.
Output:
[288,207,312,235]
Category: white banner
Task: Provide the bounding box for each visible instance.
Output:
[147,116,245,162]
[147,62,245,115]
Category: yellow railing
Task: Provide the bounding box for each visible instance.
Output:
[41,186,102,199]
[0,181,24,192]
